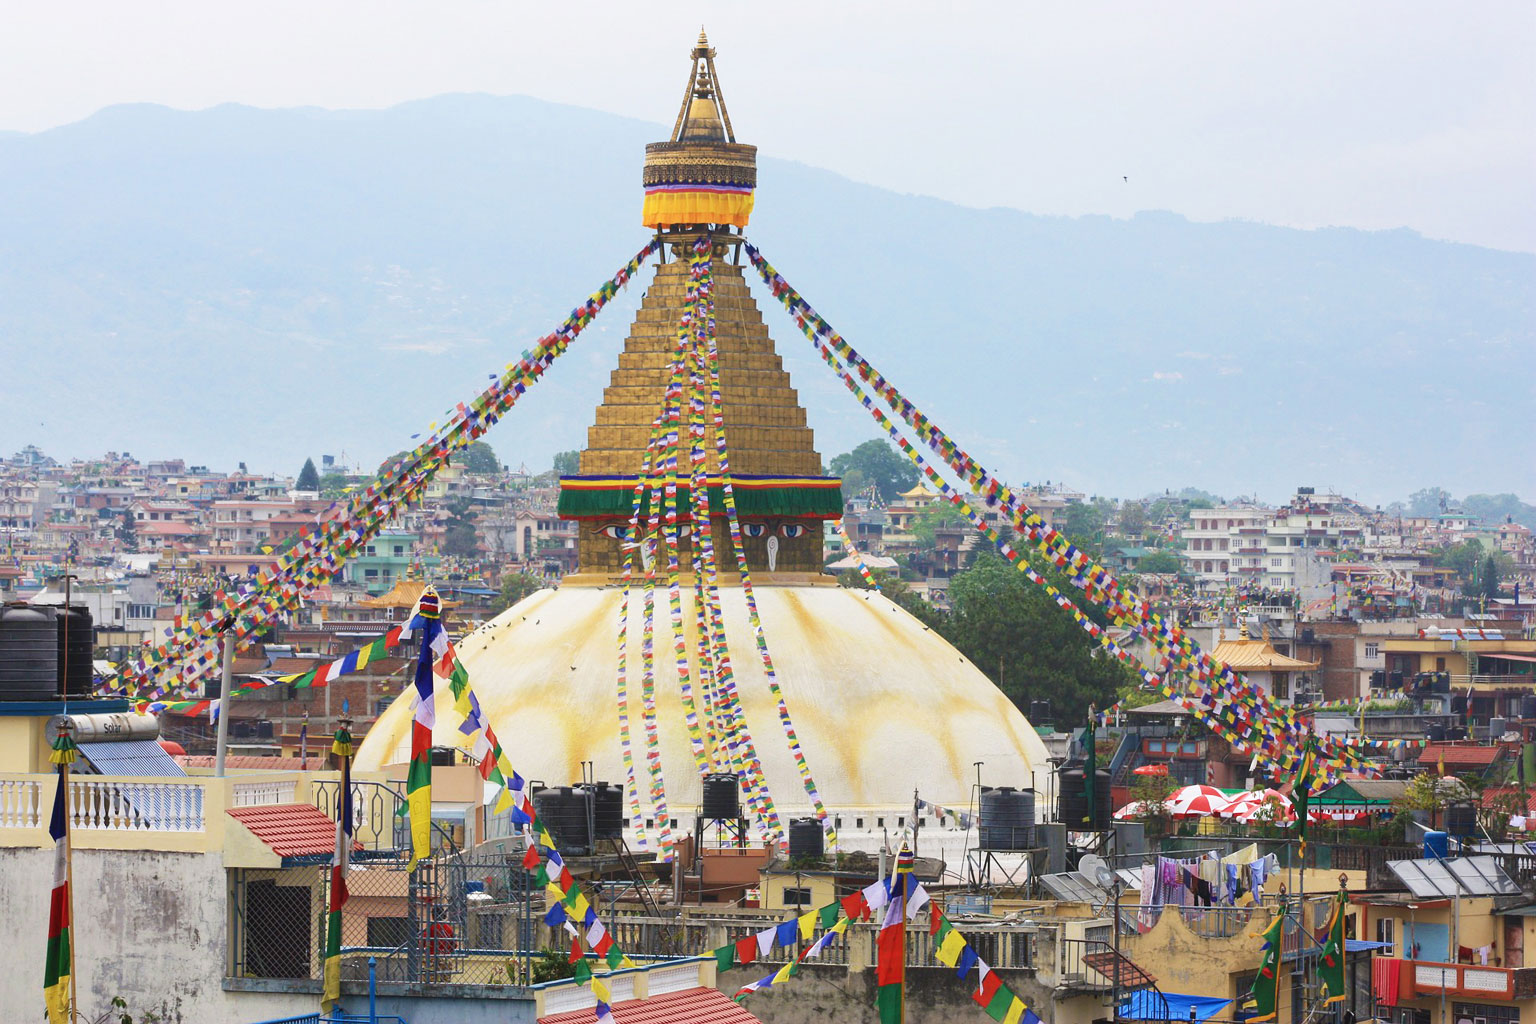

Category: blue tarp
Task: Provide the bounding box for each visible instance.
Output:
[1120,991,1232,1023]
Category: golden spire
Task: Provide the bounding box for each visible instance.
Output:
[670,26,734,143]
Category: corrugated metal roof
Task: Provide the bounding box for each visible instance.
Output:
[79,740,187,778]
[539,987,762,1024]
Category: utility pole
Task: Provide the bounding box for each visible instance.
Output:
[214,620,235,777]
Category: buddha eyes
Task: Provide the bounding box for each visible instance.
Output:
[600,524,629,539]
[743,522,807,538]
[779,524,807,539]
[743,523,768,538]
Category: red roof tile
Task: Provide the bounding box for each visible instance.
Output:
[539,987,762,1024]
[179,755,308,770]
[227,802,360,858]
[1418,744,1504,767]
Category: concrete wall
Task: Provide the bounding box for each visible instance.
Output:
[0,845,308,1024]
[713,963,1082,1024]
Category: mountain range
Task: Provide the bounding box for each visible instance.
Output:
[0,93,1530,505]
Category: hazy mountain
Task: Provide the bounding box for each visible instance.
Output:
[1,94,1530,505]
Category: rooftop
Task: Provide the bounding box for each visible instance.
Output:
[227,802,359,859]
[540,986,762,1024]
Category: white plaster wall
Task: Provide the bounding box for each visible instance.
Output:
[0,847,305,1024]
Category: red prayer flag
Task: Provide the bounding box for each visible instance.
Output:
[735,935,757,967]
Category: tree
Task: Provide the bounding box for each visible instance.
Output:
[1407,486,1452,517]
[1117,501,1147,538]
[1479,554,1502,601]
[1058,502,1105,557]
[944,552,1135,724]
[552,450,581,476]
[494,571,544,613]
[460,441,501,474]
[910,501,968,549]
[1435,540,1484,591]
[296,458,320,492]
[118,507,137,551]
[1136,549,1182,574]
[441,499,480,558]
[829,439,919,503]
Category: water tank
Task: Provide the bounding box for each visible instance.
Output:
[1426,724,1446,742]
[1423,830,1449,860]
[1520,696,1536,720]
[1057,768,1110,831]
[532,786,591,855]
[1370,670,1385,689]
[0,603,59,700]
[580,782,624,841]
[1389,671,1404,689]
[57,606,94,698]
[1450,695,1468,716]
[1445,726,1467,742]
[49,711,159,742]
[979,786,1036,850]
[788,817,825,861]
[429,746,457,766]
[1434,673,1451,694]
[1445,803,1477,836]
[701,773,740,820]
[1489,718,1509,740]
[1029,701,1053,726]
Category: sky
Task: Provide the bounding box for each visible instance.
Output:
[4,2,1533,252]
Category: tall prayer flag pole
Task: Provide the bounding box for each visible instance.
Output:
[876,843,915,1024]
[321,705,356,1012]
[45,724,78,1024]
[406,587,445,871]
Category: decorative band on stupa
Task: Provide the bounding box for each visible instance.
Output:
[641,30,757,230]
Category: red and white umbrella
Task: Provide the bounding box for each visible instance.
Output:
[1166,785,1235,819]
[1113,800,1160,820]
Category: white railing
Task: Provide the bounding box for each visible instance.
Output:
[231,779,295,807]
[68,777,206,832]
[0,778,45,828]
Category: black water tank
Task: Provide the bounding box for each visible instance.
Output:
[701,773,740,820]
[979,787,1036,850]
[1426,724,1446,742]
[1445,802,1477,836]
[533,786,591,855]
[1029,701,1053,726]
[0,603,59,700]
[581,782,623,841]
[429,746,457,766]
[1520,695,1536,720]
[1058,768,1111,831]
[57,606,94,697]
[788,818,825,861]
[1370,670,1385,688]
[1450,695,1468,716]
[1389,671,1404,688]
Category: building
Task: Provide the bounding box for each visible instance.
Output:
[354,41,1052,829]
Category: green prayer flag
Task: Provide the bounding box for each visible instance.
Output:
[985,985,1012,1022]
[714,945,736,972]
[570,958,592,985]
[1318,890,1347,1004]
[818,902,840,930]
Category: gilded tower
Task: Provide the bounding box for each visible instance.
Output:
[558,33,842,576]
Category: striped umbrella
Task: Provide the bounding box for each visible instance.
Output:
[1166,785,1235,819]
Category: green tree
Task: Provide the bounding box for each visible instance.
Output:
[1117,501,1147,538]
[552,450,581,476]
[441,499,480,558]
[296,458,320,492]
[1435,540,1484,591]
[1407,486,1452,517]
[944,552,1134,724]
[460,441,501,474]
[910,501,968,549]
[1058,502,1105,557]
[494,571,544,613]
[118,507,137,551]
[1480,554,1502,601]
[1137,549,1183,574]
[829,439,919,503]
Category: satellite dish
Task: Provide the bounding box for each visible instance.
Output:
[1080,854,1109,884]
[1093,864,1118,889]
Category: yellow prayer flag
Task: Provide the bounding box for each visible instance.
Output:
[772,962,796,984]
[1002,997,1026,1024]
[590,977,611,1002]
[493,787,514,815]
[798,911,817,941]
[936,929,966,967]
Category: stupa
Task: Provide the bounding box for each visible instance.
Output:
[354,33,1050,837]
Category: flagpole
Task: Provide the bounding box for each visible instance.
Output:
[63,735,77,1024]
[214,619,235,777]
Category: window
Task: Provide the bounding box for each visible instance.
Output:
[364,569,379,579]
[1375,917,1394,956]
[1271,558,1283,567]
[855,818,864,829]
[1273,675,1289,700]
[1365,643,1379,660]
[1454,1005,1518,1024]
[876,817,885,829]
[128,603,154,619]
[782,887,813,906]
[367,916,411,948]
[365,545,376,556]
[393,546,404,556]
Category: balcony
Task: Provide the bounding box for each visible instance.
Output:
[1395,958,1536,1000]
[1451,674,1536,691]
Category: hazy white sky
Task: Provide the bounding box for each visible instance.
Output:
[4,2,1533,251]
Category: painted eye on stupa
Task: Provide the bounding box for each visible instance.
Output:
[778,523,808,539]
[743,523,769,538]
[599,524,629,539]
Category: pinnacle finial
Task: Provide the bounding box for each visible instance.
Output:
[694,27,714,58]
